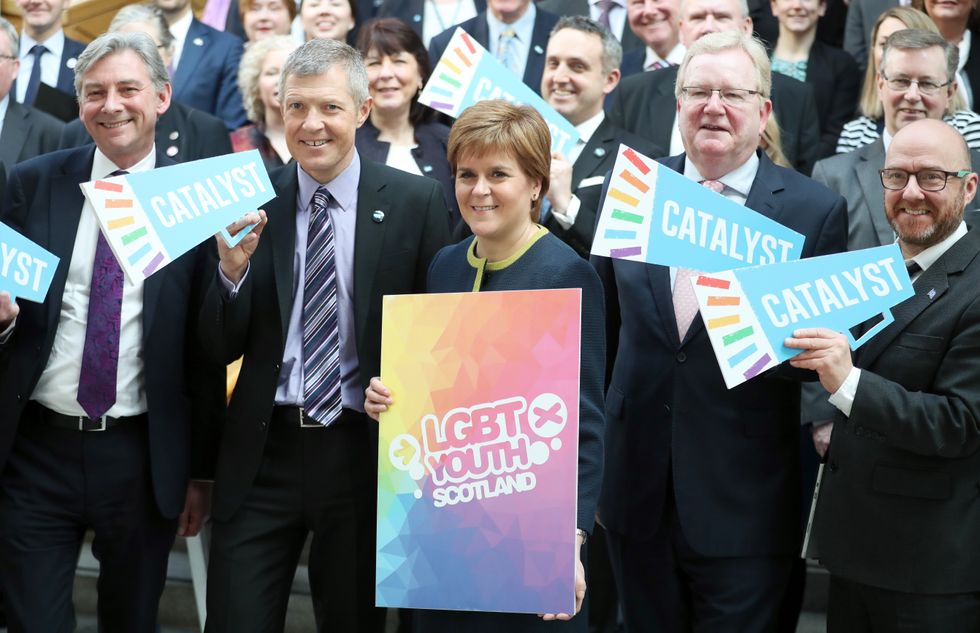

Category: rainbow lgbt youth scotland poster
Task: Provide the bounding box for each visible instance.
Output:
[376,289,581,614]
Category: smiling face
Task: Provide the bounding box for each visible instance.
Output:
[78,49,171,169]
[244,0,293,41]
[301,0,355,41]
[488,0,531,23]
[15,0,69,40]
[282,65,370,183]
[259,46,294,118]
[542,28,618,127]
[884,120,977,256]
[678,48,771,177]
[456,150,542,252]
[924,0,972,25]
[678,0,752,45]
[770,0,825,35]
[879,45,954,135]
[627,0,680,56]
[364,48,421,116]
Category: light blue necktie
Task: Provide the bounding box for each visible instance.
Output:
[497,28,519,74]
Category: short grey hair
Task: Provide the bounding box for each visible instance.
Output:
[675,30,771,99]
[74,32,170,100]
[550,15,623,76]
[278,37,368,107]
[881,28,959,83]
[108,4,175,58]
[679,0,750,20]
[0,17,18,57]
[239,35,298,123]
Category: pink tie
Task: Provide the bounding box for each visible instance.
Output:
[673,179,725,340]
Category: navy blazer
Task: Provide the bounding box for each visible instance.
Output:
[11,34,85,101]
[378,0,487,39]
[0,145,223,519]
[427,8,561,96]
[171,19,248,131]
[593,150,847,557]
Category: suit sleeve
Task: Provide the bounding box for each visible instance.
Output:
[198,256,255,366]
[794,85,822,176]
[819,55,861,160]
[415,179,453,291]
[216,37,249,131]
[843,0,869,71]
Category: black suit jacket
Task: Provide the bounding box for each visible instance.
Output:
[427,8,561,96]
[378,0,487,38]
[608,64,822,174]
[812,226,980,594]
[544,117,663,257]
[803,40,860,159]
[0,145,221,519]
[593,150,847,557]
[198,159,452,521]
[0,99,65,172]
[59,101,233,164]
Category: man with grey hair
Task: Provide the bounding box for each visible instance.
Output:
[0,17,63,176]
[0,30,218,632]
[593,29,846,632]
[540,15,661,256]
[200,37,451,633]
[609,0,821,174]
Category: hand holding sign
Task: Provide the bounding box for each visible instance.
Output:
[0,292,18,330]
[217,210,268,285]
[785,328,854,394]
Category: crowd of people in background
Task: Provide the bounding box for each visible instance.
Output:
[1,0,979,631]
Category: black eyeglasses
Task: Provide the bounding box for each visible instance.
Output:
[879,72,952,95]
[879,168,972,191]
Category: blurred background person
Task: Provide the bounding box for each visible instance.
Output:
[13,0,85,103]
[913,0,980,111]
[836,6,980,153]
[618,0,685,78]
[770,0,860,158]
[231,34,298,168]
[240,0,298,42]
[364,99,604,633]
[60,4,233,163]
[300,0,357,42]
[538,0,645,55]
[377,0,484,48]
[355,18,457,226]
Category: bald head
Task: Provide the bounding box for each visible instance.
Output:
[889,119,971,169]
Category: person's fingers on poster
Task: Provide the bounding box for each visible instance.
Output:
[0,291,19,329]
[216,209,268,283]
[540,538,586,621]
[785,327,853,393]
[364,376,392,421]
[812,422,833,458]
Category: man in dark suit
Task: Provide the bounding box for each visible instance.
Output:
[153,0,249,130]
[593,30,847,632]
[541,15,661,257]
[787,118,980,631]
[58,4,233,163]
[428,0,560,96]
[0,31,216,632]
[378,0,487,44]
[0,18,64,174]
[200,38,451,633]
[538,0,645,54]
[608,0,822,174]
[12,0,85,103]
[618,0,685,78]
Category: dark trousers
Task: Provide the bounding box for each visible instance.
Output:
[828,576,980,633]
[606,493,793,633]
[205,408,384,633]
[0,407,177,633]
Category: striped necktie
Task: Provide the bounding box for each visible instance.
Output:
[303,186,342,426]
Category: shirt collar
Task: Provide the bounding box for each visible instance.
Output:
[169,11,195,45]
[297,150,361,213]
[19,28,64,59]
[575,110,605,144]
[907,221,968,272]
[91,144,157,179]
[487,2,536,48]
[682,150,760,197]
[643,42,685,70]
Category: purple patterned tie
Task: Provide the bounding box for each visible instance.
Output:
[303,186,342,426]
[596,0,615,29]
[77,170,127,419]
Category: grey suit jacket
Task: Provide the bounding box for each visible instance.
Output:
[0,99,64,173]
[842,0,896,71]
[812,140,980,252]
[537,0,644,53]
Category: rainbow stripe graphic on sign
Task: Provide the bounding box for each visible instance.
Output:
[599,147,654,259]
[89,177,172,282]
[424,31,480,115]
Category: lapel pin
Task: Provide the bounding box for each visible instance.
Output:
[594,147,606,158]
[166,145,179,157]
[66,57,77,69]
[193,37,204,46]
[533,45,544,55]
[372,209,385,223]
[928,288,936,299]
[169,130,179,140]
[413,13,422,21]
[422,164,433,173]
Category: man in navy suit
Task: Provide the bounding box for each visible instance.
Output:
[428,0,560,96]
[593,30,847,632]
[13,0,85,103]
[0,32,218,632]
[153,0,249,130]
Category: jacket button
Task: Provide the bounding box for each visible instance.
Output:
[676,352,687,363]
[663,404,671,415]
[260,421,268,429]
[829,461,839,472]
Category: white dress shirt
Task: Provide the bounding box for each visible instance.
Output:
[644,42,686,71]
[16,29,65,103]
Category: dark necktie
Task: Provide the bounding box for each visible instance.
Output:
[596,0,615,29]
[905,259,922,280]
[77,169,128,419]
[23,44,48,104]
[303,186,342,426]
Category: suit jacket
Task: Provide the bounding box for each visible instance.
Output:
[171,19,248,131]
[593,150,847,557]
[198,158,452,521]
[0,99,65,172]
[544,117,662,257]
[963,28,980,115]
[0,145,221,519]
[378,0,487,39]
[537,0,644,53]
[813,140,980,251]
[428,8,560,96]
[58,101,233,164]
[12,34,86,100]
[804,40,860,159]
[843,0,896,71]
[812,226,980,593]
[608,64,822,175]
[619,47,644,79]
